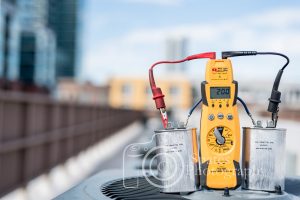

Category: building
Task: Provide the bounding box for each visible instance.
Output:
[48,0,79,79]
[165,37,188,72]
[238,81,300,108]
[189,80,300,110]
[108,77,193,110]
[0,0,56,91]
[17,0,56,88]
[0,0,81,92]
[0,0,20,85]
[56,78,109,105]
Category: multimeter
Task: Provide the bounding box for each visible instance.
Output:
[149,50,289,191]
[200,59,241,189]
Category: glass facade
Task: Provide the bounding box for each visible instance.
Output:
[7,14,21,81]
[0,0,79,91]
[48,0,79,79]
[16,0,56,87]
[0,0,20,81]
[0,9,3,77]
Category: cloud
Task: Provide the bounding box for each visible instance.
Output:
[248,8,300,28]
[121,0,183,6]
[119,7,300,53]
[81,6,300,85]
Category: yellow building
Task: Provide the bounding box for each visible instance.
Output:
[108,77,193,110]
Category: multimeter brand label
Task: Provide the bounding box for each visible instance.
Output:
[211,67,229,81]
[212,67,228,73]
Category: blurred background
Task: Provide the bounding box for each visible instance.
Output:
[0,0,300,199]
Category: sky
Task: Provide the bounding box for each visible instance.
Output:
[80,0,300,86]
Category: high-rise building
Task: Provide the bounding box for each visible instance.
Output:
[17,0,56,88]
[0,0,80,92]
[165,37,188,72]
[48,0,79,79]
[0,0,19,83]
[0,0,56,91]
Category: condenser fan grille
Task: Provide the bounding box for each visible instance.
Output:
[101,177,187,200]
[101,176,300,200]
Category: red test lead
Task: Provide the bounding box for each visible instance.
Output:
[149,52,216,128]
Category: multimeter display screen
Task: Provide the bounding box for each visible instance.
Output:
[210,87,230,99]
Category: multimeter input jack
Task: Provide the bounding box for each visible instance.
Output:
[185,97,255,127]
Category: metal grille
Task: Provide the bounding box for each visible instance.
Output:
[101,177,188,200]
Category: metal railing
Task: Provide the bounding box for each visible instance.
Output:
[0,92,143,197]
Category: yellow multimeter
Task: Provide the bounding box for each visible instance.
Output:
[200,59,241,189]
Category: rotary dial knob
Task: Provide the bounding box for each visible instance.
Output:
[206,126,234,154]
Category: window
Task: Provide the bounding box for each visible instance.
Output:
[122,83,132,95]
[145,86,151,95]
[169,86,180,96]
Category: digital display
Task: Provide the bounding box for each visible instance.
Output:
[210,87,230,99]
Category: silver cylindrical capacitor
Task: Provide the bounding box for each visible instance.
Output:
[242,127,286,192]
[154,127,200,193]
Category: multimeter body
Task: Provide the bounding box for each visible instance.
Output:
[200,59,241,189]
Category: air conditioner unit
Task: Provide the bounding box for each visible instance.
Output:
[55,169,300,200]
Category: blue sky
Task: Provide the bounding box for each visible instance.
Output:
[80,0,300,85]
